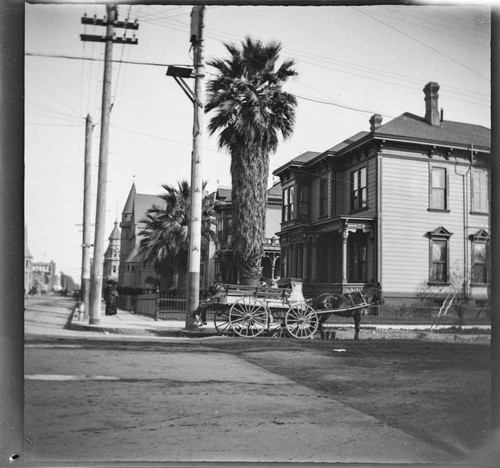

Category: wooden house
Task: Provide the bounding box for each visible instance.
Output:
[273,82,490,302]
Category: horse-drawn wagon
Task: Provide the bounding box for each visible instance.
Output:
[198,278,383,339]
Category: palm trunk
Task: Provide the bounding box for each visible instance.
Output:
[231,146,269,284]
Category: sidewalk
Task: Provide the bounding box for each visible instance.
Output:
[67,306,491,343]
[68,306,219,338]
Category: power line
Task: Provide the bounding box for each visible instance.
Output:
[25,52,175,68]
[295,94,395,118]
[113,125,227,156]
[138,13,490,107]
[352,7,489,82]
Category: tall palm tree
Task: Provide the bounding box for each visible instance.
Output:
[138,180,219,293]
[206,37,297,285]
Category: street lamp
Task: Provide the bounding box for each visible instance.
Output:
[166,66,195,103]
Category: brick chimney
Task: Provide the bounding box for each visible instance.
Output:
[424,82,440,126]
[369,113,383,132]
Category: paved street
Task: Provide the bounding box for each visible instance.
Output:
[23,296,493,466]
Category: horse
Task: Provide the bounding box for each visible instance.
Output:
[312,284,384,340]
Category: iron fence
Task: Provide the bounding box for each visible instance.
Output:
[120,293,491,328]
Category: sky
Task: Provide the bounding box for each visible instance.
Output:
[24,1,491,283]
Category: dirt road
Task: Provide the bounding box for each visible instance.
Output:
[23,296,495,466]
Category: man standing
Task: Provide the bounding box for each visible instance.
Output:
[104,280,119,316]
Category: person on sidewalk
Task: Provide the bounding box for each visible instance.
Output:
[104,280,119,316]
[194,276,224,326]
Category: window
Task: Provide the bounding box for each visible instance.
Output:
[471,170,488,213]
[431,240,448,283]
[282,186,294,222]
[319,178,328,216]
[225,214,233,244]
[470,230,489,285]
[428,227,452,284]
[298,185,310,219]
[351,167,367,211]
[430,167,447,210]
[471,241,488,284]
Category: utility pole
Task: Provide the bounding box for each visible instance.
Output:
[80,114,93,320]
[81,5,138,324]
[185,5,205,329]
[490,4,500,449]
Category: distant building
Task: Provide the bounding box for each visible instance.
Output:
[32,261,57,293]
[24,226,33,295]
[103,221,120,284]
[118,183,162,291]
[274,82,490,302]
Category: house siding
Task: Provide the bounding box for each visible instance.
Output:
[265,204,282,238]
[381,154,471,295]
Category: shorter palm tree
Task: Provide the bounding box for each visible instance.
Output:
[138,180,219,293]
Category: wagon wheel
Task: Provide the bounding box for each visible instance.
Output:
[229,297,268,337]
[213,307,232,336]
[285,304,319,339]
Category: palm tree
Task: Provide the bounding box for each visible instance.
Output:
[206,37,297,285]
[138,180,219,293]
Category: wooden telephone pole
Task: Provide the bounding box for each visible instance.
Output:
[185,5,206,329]
[80,114,93,320]
[81,5,138,324]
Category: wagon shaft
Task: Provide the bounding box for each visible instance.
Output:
[316,303,369,315]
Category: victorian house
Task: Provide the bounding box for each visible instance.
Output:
[274,82,490,301]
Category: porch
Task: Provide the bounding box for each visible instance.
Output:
[280,217,377,289]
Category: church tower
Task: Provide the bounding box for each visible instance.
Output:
[119,183,136,285]
[103,221,121,283]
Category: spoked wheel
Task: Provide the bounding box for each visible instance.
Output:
[229,297,268,337]
[213,307,232,336]
[285,304,319,339]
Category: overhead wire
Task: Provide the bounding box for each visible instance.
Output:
[138,10,489,108]
[352,6,489,82]
[382,4,489,48]
[26,5,490,171]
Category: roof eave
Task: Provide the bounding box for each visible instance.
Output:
[372,133,490,153]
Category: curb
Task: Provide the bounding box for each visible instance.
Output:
[177,328,221,338]
[68,321,220,338]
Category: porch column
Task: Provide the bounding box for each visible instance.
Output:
[341,228,348,284]
[303,242,309,281]
[311,236,318,281]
